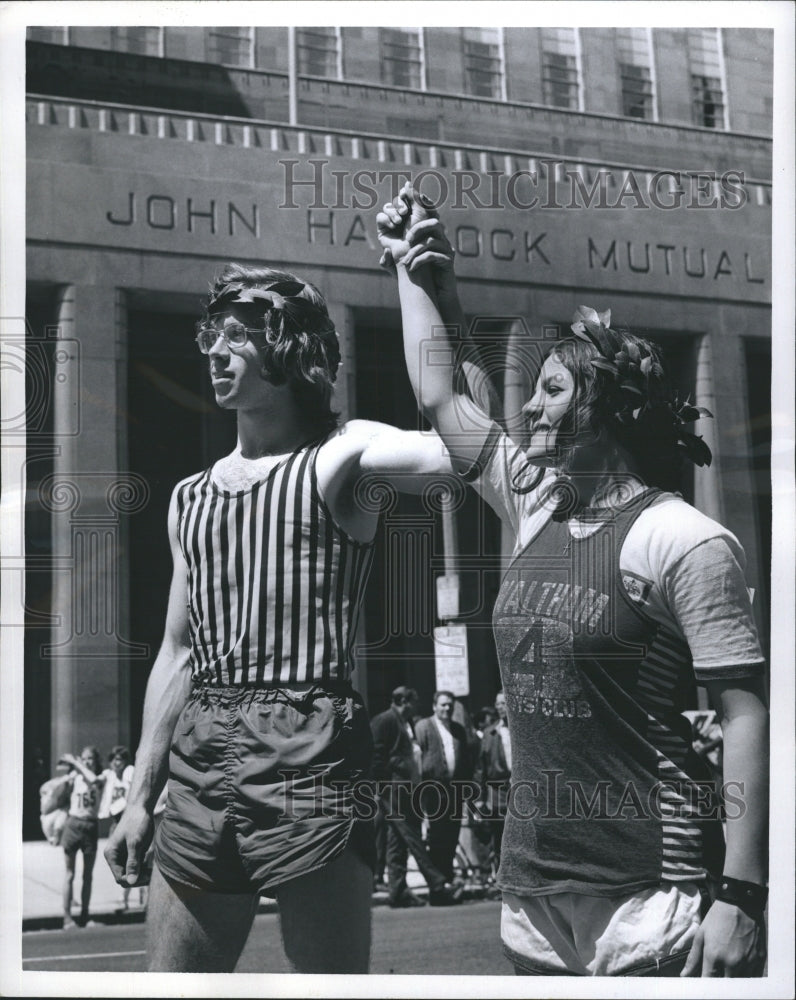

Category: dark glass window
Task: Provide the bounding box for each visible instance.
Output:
[297,27,339,77]
[380,28,422,89]
[463,29,503,99]
[542,51,579,108]
[621,63,653,118]
[205,27,253,67]
[688,29,725,129]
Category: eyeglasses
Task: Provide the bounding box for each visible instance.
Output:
[194,321,264,354]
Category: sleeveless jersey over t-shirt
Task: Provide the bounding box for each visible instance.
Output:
[176,439,375,686]
[69,772,103,821]
[493,489,725,897]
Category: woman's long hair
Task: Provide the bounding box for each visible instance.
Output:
[515,325,710,496]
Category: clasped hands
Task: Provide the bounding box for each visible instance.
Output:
[376,182,456,282]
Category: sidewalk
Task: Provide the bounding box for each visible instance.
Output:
[22,837,430,932]
[23,837,151,931]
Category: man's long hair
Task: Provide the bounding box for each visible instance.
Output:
[204,263,341,432]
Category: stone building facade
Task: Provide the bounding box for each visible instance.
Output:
[21,25,772,834]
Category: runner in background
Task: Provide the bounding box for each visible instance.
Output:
[100,746,137,910]
[59,746,106,929]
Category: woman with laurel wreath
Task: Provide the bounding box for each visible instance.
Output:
[377,185,768,978]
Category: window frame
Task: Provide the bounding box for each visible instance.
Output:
[296,26,342,80]
[540,28,582,111]
[205,26,255,69]
[462,27,506,101]
[687,27,728,130]
[379,27,426,90]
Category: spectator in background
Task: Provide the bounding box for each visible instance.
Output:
[101,746,134,820]
[39,758,71,847]
[370,687,461,908]
[60,746,106,929]
[474,690,512,868]
[475,706,498,737]
[451,696,481,776]
[100,746,136,910]
[373,797,388,892]
[464,703,501,890]
[415,691,470,884]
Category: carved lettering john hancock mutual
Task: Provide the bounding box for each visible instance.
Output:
[105,193,766,286]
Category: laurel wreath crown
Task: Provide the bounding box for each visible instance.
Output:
[207,280,337,336]
[569,305,712,467]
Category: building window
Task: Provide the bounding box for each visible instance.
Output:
[688,28,726,128]
[541,28,580,109]
[462,28,505,99]
[616,27,655,119]
[206,27,254,68]
[110,27,164,57]
[27,26,69,44]
[380,28,424,89]
[297,27,341,78]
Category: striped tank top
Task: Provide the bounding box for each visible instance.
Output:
[176,439,375,686]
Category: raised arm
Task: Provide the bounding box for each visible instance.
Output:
[104,483,194,887]
[59,753,103,785]
[377,186,496,469]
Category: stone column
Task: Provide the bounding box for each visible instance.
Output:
[693,332,723,523]
[48,285,145,765]
[325,300,369,703]
[327,300,356,424]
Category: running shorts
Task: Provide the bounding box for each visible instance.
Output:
[61,815,99,856]
[154,682,375,894]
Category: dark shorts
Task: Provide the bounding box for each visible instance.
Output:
[62,815,99,856]
[154,682,375,895]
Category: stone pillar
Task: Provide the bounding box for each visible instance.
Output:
[693,332,723,523]
[501,319,542,559]
[48,285,145,766]
[503,320,532,445]
[327,300,356,424]
[325,301,368,703]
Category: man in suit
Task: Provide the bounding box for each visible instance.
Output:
[370,687,461,908]
[474,690,512,867]
[415,690,470,883]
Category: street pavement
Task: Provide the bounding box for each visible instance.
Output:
[22,835,456,929]
[22,834,511,978]
[22,898,510,975]
[24,836,143,930]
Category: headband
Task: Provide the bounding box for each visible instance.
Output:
[207,279,337,336]
[569,305,713,468]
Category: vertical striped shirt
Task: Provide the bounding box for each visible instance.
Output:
[176,440,375,686]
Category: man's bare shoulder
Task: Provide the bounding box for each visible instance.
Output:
[324,419,399,445]
[316,419,403,466]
